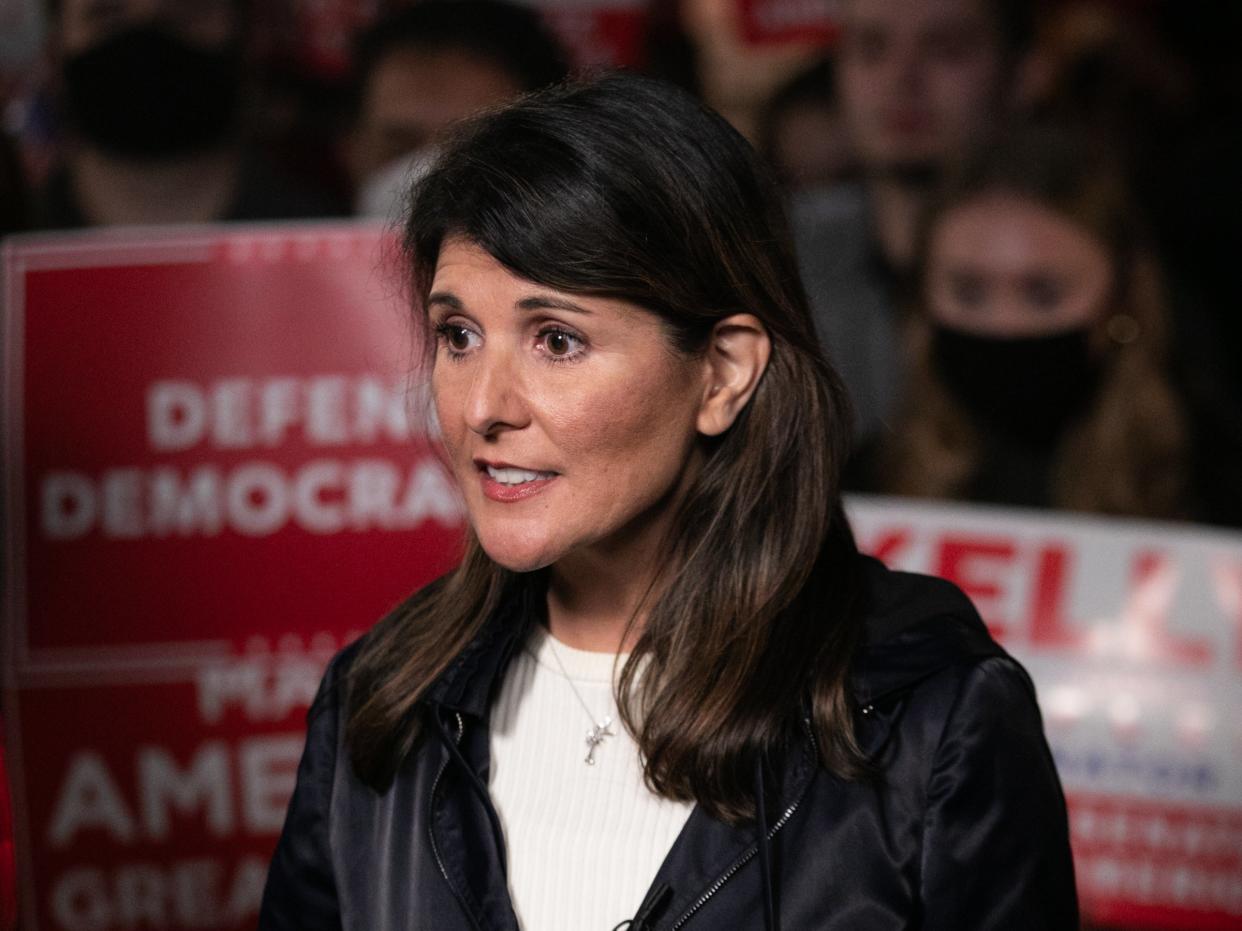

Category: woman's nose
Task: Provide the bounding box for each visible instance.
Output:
[463,349,528,436]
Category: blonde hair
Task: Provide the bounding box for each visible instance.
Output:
[880,128,1190,519]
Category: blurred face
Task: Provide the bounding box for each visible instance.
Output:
[429,239,710,572]
[59,0,235,54]
[838,0,1009,172]
[351,47,523,181]
[770,103,853,190]
[926,193,1113,337]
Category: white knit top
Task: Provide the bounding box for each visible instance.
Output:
[488,624,695,930]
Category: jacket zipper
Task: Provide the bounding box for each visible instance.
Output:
[669,718,817,929]
[429,712,482,930]
[668,795,803,929]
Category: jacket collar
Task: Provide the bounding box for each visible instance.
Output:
[849,556,1004,707]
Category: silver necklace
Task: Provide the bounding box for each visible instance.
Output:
[545,634,616,765]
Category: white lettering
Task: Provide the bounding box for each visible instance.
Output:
[355,376,411,443]
[400,461,463,526]
[40,458,461,541]
[240,735,303,832]
[226,463,288,536]
[148,381,205,451]
[171,859,223,927]
[270,659,323,719]
[348,459,401,530]
[42,471,96,539]
[101,468,144,538]
[138,743,234,840]
[147,376,432,451]
[196,661,266,725]
[306,376,349,444]
[51,868,111,931]
[257,378,300,446]
[197,658,328,723]
[48,752,136,846]
[50,857,268,931]
[292,460,344,533]
[114,864,166,926]
[211,380,253,448]
[225,856,269,921]
[149,467,223,536]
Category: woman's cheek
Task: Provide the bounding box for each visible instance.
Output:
[431,377,469,467]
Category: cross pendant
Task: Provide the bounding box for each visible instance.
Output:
[584,717,615,765]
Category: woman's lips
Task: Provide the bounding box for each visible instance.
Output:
[476,462,559,502]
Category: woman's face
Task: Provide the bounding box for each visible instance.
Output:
[925,193,1113,337]
[428,238,710,573]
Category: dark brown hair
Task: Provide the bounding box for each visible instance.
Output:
[346,73,865,823]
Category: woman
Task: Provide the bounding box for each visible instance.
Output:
[261,74,1076,930]
[868,126,1195,519]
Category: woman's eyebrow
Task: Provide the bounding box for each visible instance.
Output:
[517,295,593,315]
[427,292,462,311]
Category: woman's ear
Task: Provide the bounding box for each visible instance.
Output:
[697,314,771,437]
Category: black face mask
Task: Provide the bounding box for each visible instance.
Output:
[931,325,1104,444]
[63,26,241,160]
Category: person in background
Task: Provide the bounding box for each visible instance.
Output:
[1029,1,1242,527]
[792,0,1036,441]
[345,0,570,220]
[756,56,854,196]
[34,0,343,229]
[864,125,1235,524]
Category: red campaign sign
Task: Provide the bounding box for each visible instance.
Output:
[537,3,649,70]
[849,496,1242,930]
[3,224,465,930]
[7,225,1242,929]
[737,0,840,47]
[1070,795,1242,931]
[13,679,305,931]
[8,226,461,660]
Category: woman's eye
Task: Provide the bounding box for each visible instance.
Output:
[434,322,478,354]
[538,328,583,359]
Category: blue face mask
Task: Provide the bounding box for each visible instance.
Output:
[931,325,1105,444]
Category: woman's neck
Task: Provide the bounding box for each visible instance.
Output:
[545,550,656,654]
[543,447,699,653]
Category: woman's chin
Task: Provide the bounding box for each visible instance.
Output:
[475,532,562,574]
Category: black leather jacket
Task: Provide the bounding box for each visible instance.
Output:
[260,557,1078,930]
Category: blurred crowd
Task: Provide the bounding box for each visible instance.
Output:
[0,0,1239,529]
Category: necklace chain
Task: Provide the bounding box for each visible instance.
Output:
[544,633,617,765]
